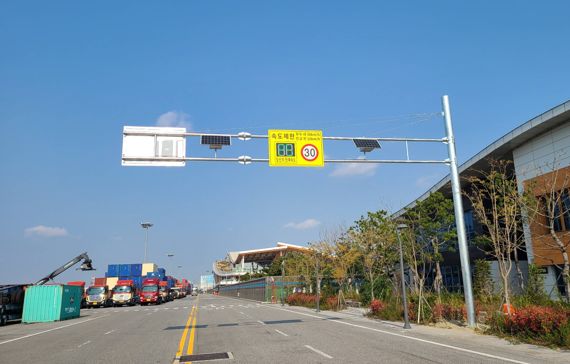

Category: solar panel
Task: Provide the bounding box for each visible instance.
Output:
[201,135,231,146]
[353,139,380,149]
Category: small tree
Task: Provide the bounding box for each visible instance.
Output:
[466,160,529,313]
[404,192,456,301]
[349,210,398,301]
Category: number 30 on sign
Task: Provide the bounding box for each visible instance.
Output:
[268,130,324,167]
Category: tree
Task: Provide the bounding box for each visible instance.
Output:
[466,160,529,313]
[404,192,456,300]
[523,163,570,301]
[283,251,313,291]
[349,210,398,301]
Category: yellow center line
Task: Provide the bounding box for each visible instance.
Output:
[176,305,196,358]
[186,296,199,356]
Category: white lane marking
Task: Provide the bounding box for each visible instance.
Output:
[239,312,245,315]
[134,309,140,312]
[272,307,531,364]
[0,315,108,346]
[78,340,91,348]
[164,308,170,310]
[184,306,188,309]
[257,320,265,325]
[104,330,115,335]
[305,345,333,359]
[275,329,289,337]
[174,307,179,310]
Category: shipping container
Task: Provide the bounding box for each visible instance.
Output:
[94,278,107,286]
[107,264,119,277]
[133,277,143,289]
[158,267,166,275]
[106,277,119,290]
[142,263,157,276]
[118,264,131,276]
[119,276,129,281]
[130,264,143,277]
[22,285,82,323]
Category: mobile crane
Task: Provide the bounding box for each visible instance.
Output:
[0,252,95,325]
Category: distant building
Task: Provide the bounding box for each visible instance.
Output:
[200,274,214,291]
[395,100,570,298]
[212,242,309,286]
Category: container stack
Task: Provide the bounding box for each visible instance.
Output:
[101,263,150,290]
[92,263,175,290]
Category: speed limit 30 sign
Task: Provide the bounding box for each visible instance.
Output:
[268,130,324,167]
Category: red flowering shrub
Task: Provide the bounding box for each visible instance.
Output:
[505,305,568,335]
[326,296,339,311]
[286,293,318,308]
[370,299,385,314]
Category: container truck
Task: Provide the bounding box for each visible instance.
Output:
[159,281,172,302]
[85,285,112,308]
[139,278,162,305]
[111,280,138,306]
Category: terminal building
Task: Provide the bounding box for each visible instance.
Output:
[212,242,309,286]
[396,100,570,298]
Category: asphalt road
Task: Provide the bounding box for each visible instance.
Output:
[1,295,569,363]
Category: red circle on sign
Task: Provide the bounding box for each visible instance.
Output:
[301,144,319,162]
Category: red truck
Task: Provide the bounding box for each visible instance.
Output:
[139,278,162,305]
[112,280,138,306]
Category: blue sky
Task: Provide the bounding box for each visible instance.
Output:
[1,1,569,285]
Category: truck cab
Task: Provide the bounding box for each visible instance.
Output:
[85,285,112,308]
[112,280,138,306]
[159,281,171,302]
[139,278,161,305]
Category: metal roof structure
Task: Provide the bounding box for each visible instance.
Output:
[394,100,570,217]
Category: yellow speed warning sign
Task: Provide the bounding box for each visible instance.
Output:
[268,129,324,167]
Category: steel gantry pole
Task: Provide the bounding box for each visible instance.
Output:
[442,95,476,327]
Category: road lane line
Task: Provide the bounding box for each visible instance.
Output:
[176,306,196,358]
[274,329,289,337]
[0,315,109,346]
[257,320,265,325]
[186,297,199,355]
[104,330,115,335]
[77,340,91,348]
[270,306,531,364]
[305,345,333,359]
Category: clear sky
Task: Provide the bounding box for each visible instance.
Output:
[1,1,569,285]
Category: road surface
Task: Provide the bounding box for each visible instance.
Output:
[1,295,568,363]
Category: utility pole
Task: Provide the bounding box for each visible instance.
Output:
[442,95,476,328]
[396,225,411,329]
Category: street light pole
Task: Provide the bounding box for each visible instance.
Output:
[141,222,153,263]
[315,255,320,313]
[396,224,412,329]
[281,260,285,306]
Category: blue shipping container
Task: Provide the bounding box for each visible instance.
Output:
[131,264,142,277]
[146,272,159,278]
[158,268,166,274]
[133,277,143,289]
[119,276,129,281]
[119,264,131,276]
[107,264,119,277]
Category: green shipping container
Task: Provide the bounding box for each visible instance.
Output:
[22,285,82,323]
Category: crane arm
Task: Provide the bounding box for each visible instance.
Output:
[34,252,95,286]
